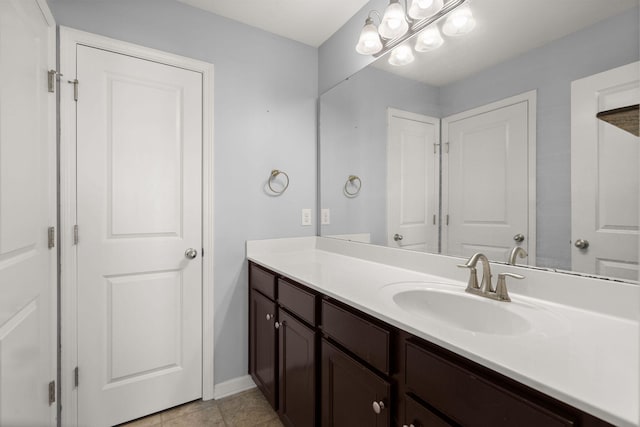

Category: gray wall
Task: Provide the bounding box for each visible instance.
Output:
[49,0,318,385]
[320,67,440,244]
[440,10,639,269]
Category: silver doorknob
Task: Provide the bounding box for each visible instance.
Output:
[393,234,403,242]
[372,401,385,414]
[574,239,589,249]
[513,233,525,242]
[185,248,198,259]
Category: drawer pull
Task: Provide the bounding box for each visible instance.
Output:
[372,401,385,414]
[266,314,272,320]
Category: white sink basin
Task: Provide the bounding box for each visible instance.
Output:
[381,281,566,337]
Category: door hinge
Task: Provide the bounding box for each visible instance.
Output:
[48,70,62,93]
[48,226,55,249]
[48,380,56,405]
[201,248,204,257]
[433,214,436,225]
[68,79,79,101]
[446,214,450,226]
[444,142,450,153]
[433,143,439,154]
[74,366,79,388]
[73,225,79,245]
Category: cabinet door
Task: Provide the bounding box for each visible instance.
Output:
[404,394,453,427]
[249,290,278,409]
[278,309,316,427]
[322,339,390,427]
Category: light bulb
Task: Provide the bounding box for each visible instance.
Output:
[388,45,415,66]
[408,0,443,19]
[442,6,476,36]
[379,1,409,39]
[355,18,383,55]
[415,27,444,52]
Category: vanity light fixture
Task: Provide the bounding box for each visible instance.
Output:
[355,0,472,65]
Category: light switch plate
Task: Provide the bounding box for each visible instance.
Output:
[321,209,330,225]
[301,208,312,226]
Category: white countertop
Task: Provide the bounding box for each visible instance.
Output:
[247,237,639,427]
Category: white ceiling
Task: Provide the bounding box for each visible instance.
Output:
[177,0,370,47]
[373,0,639,86]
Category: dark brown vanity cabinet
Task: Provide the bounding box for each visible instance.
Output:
[249,263,318,426]
[249,261,614,427]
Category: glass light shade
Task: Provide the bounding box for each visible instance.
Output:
[442,7,476,36]
[355,19,383,55]
[408,0,444,20]
[378,1,409,39]
[414,27,444,51]
[388,45,415,66]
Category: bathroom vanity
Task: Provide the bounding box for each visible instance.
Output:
[247,237,638,427]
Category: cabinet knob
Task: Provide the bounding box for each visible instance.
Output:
[402,425,415,427]
[372,401,385,414]
[275,321,284,329]
[265,314,272,320]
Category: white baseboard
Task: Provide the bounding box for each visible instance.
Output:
[213,375,256,400]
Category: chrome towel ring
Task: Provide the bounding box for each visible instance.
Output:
[344,175,362,197]
[268,169,289,195]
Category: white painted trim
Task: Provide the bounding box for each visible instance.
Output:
[35,0,58,424]
[59,27,215,426]
[441,90,537,265]
[213,375,256,400]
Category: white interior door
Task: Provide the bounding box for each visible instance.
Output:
[76,45,203,426]
[571,62,639,281]
[0,0,56,425]
[387,109,439,251]
[443,93,535,262]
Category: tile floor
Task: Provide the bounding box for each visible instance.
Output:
[119,388,283,427]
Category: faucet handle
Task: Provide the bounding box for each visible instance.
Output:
[495,272,525,302]
[457,264,480,291]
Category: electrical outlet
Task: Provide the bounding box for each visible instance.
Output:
[301,208,312,226]
[321,209,330,225]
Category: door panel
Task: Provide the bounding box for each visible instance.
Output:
[443,99,531,262]
[250,290,278,409]
[387,110,439,251]
[0,0,55,425]
[76,45,203,426]
[571,62,639,281]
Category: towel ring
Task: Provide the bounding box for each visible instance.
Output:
[268,169,289,194]
[344,175,362,197]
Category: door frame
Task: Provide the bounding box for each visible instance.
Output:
[59,27,215,426]
[441,90,537,264]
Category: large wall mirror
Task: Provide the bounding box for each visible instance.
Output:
[319,0,640,283]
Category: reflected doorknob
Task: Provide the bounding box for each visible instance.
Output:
[513,233,525,242]
[394,234,403,242]
[185,248,198,259]
[574,239,589,249]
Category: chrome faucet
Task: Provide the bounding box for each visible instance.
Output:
[508,246,528,265]
[458,253,524,302]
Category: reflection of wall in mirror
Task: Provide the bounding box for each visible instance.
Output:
[320,8,639,271]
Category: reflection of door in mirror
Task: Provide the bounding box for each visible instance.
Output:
[571,62,639,282]
[387,109,439,252]
[442,92,536,264]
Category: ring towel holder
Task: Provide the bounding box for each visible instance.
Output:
[344,175,362,197]
[268,169,289,195]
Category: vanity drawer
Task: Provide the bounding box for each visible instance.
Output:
[321,299,390,374]
[278,278,316,325]
[249,263,276,300]
[404,394,453,427]
[405,341,576,427]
